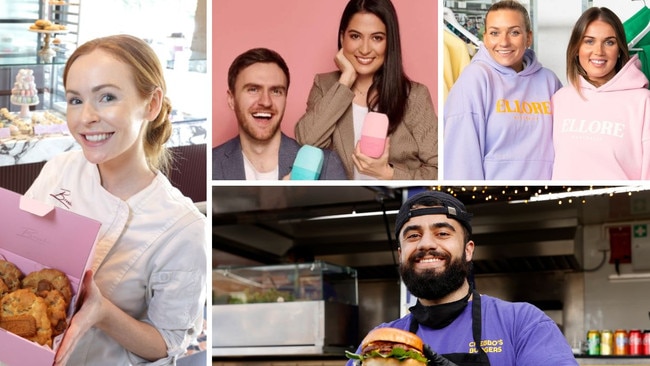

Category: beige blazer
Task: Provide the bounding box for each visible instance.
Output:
[295,71,438,180]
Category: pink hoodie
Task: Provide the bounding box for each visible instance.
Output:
[552,55,650,180]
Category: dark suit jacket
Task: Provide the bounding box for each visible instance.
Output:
[212,133,347,180]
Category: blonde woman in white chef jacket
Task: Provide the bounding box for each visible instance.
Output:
[25,34,207,365]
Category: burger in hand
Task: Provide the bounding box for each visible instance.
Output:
[345,327,428,365]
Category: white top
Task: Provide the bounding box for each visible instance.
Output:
[243,153,279,180]
[352,103,377,181]
[26,150,207,365]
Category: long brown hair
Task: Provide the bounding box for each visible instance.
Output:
[63,34,173,175]
[566,7,630,91]
[338,0,410,135]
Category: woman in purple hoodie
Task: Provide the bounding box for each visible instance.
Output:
[444,0,562,180]
[552,7,650,180]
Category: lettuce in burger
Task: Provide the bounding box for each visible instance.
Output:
[345,327,428,365]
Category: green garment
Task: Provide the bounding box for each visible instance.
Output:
[624,6,650,86]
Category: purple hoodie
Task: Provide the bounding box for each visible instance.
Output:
[552,55,650,180]
[444,45,562,180]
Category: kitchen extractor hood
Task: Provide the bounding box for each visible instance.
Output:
[470,217,583,274]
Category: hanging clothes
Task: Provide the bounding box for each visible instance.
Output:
[442,8,480,101]
[443,29,471,101]
[624,6,650,86]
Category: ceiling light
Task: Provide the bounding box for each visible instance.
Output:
[306,209,399,221]
[509,185,650,204]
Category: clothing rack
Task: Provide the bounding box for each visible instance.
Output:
[627,1,650,51]
[629,26,650,50]
[623,1,650,84]
[443,7,481,47]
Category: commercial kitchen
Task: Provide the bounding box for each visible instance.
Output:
[212,185,650,366]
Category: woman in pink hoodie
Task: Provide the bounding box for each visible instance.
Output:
[552,7,650,180]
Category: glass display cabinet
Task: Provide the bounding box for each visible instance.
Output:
[212,261,360,356]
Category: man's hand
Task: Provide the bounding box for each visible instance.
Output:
[423,344,460,366]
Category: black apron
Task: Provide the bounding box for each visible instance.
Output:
[409,289,491,366]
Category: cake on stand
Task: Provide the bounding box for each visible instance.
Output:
[10,69,40,119]
[29,28,68,63]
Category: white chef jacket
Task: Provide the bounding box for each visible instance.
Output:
[25,150,207,365]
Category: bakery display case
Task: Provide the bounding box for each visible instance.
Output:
[212,261,360,357]
[0,61,71,172]
[1,1,79,65]
[0,61,66,115]
[1,0,82,152]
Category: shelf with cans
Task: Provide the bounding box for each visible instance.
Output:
[582,329,650,357]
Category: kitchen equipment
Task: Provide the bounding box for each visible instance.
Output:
[212,261,359,356]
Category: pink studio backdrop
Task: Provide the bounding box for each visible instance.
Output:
[212,0,438,147]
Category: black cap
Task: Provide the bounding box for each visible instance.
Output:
[395,191,473,240]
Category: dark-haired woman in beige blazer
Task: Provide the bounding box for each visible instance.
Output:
[295,0,437,180]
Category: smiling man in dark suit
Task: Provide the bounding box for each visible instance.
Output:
[212,48,347,180]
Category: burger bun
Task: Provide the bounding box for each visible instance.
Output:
[362,358,426,366]
[362,327,424,352]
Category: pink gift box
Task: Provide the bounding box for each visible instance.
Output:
[0,187,101,366]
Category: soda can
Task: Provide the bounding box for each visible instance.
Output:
[601,330,613,355]
[587,330,600,355]
[614,329,628,355]
[629,329,642,356]
[643,330,650,355]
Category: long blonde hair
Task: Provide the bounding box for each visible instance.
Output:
[63,34,174,175]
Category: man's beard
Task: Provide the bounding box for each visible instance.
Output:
[236,108,283,143]
[398,249,470,301]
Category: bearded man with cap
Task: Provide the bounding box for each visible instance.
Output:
[345,190,578,366]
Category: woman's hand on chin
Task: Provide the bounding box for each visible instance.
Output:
[335,48,357,88]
